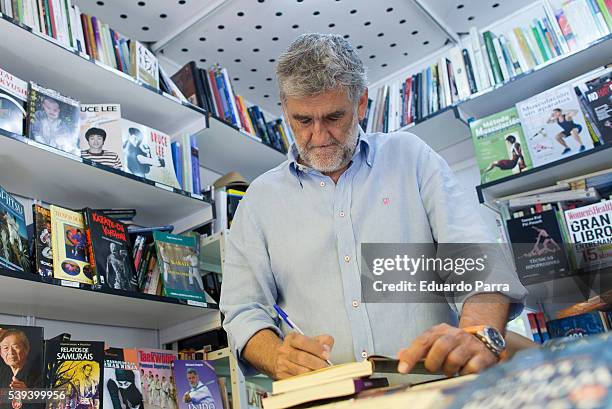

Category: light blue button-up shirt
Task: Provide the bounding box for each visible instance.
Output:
[219,130,527,374]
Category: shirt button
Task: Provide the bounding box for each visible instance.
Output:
[352,300,359,308]
[344,255,350,262]
[339,211,345,217]
[320,181,326,187]
[361,351,368,359]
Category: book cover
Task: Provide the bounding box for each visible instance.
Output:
[563,199,612,270]
[470,107,534,183]
[45,339,104,409]
[506,209,570,284]
[50,205,93,284]
[0,324,44,390]
[172,360,222,409]
[0,185,30,273]
[516,83,594,167]
[447,333,612,408]
[170,62,205,109]
[84,208,137,291]
[547,311,608,339]
[573,67,612,144]
[27,82,80,156]
[153,231,204,303]
[33,204,53,277]
[79,104,124,169]
[130,41,159,90]
[120,119,180,189]
[136,348,178,409]
[103,347,143,409]
[0,66,28,135]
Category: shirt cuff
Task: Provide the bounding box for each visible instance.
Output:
[225,311,283,377]
[450,285,527,322]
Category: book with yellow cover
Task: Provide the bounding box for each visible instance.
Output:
[50,205,93,284]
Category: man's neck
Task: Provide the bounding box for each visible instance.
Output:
[324,165,350,184]
[10,364,23,376]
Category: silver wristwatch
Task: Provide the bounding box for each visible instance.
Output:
[468,326,507,358]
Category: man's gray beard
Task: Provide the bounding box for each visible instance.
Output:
[297,123,360,173]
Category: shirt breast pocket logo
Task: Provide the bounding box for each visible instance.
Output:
[382,197,391,206]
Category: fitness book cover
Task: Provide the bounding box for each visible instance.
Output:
[470,107,533,183]
[516,83,593,167]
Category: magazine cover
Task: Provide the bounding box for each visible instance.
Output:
[564,199,612,271]
[50,205,93,285]
[153,231,204,303]
[516,83,594,167]
[27,82,80,156]
[506,209,570,284]
[120,119,180,189]
[45,339,104,409]
[0,185,30,273]
[0,66,28,135]
[137,349,178,409]
[84,208,137,291]
[470,107,533,183]
[172,360,223,409]
[80,104,124,169]
[573,66,612,145]
[104,347,143,409]
[0,325,44,390]
[33,204,53,277]
[130,41,159,90]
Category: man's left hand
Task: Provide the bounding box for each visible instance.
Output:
[397,323,497,377]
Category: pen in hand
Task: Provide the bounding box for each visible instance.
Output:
[273,303,333,366]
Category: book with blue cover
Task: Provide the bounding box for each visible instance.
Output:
[0,185,30,272]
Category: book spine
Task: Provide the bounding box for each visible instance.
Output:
[527,313,543,343]
[51,0,64,45]
[190,135,200,194]
[61,0,73,47]
[482,31,503,84]
[596,0,612,29]
[543,0,571,54]
[469,27,490,90]
[91,15,102,61]
[491,36,509,82]
[462,48,478,94]
[109,28,123,71]
[221,67,242,129]
[522,26,544,65]
[31,0,41,32]
[541,17,562,57]
[82,211,99,287]
[536,312,550,342]
[533,19,553,59]
[498,35,521,76]
[507,30,529,72]
[586,0,609,35]
[120,39,131,73]
[512,28,535,70]
[207,69,224,119]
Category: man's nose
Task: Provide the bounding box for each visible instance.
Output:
[311,120,329,144]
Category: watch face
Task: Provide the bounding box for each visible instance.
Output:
[485,327,506,350]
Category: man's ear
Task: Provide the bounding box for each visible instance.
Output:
[357,89,369,121]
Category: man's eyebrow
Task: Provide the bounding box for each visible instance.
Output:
[325,110,346,117]
[292,114,312,120]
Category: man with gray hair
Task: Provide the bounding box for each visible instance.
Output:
[220,33,526,380]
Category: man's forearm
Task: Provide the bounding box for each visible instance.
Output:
[242,329,283,378]
[459,293,510,333]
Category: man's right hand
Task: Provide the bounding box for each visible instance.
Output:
[271,332,334,380]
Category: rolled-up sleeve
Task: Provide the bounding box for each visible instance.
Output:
[417,144,528,320]
[219,197,283,375]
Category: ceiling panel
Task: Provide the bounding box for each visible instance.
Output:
[73,0,215,43]
[159,0,451,115]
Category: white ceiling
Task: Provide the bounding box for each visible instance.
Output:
[75,0,535,115]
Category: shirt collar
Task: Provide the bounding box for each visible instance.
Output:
[288,127,373,181]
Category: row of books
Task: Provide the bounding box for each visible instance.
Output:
[0,0,185,95]
[364,0,612,133]
[528,310,612,343]
[0,65,201,194]
[171,61,294,153]
[0,325,227,409]
[0,185,211,304]
[471,64,611,184]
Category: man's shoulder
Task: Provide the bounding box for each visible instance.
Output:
[244,159,293,197]
[366,131,431,162]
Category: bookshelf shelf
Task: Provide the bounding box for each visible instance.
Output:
[0,14,207,135]
[0,130,212,227]
[0,267,219,330]
[476,143,612,204]
[197,116,287,181]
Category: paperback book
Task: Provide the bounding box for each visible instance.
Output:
[470,107,533,183]
[516,83,593,167]
[27,82,81,156]
[50,205,93,285]
[0,185,30,272]
[153,231,204,303]
[45,339,105,409]
[84,208,137,291]
[130,41,159,90]
[0,66,28,135]
[563,199,612,271]
[136,348,178,409]
[0,324,44,390]
[172,360,223,409]
[33,204,53,277]
[120,119,180,189]
[103,347,143,409]
[80,104,124,169]
[506,209,570,284]
[573,66,612,144]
